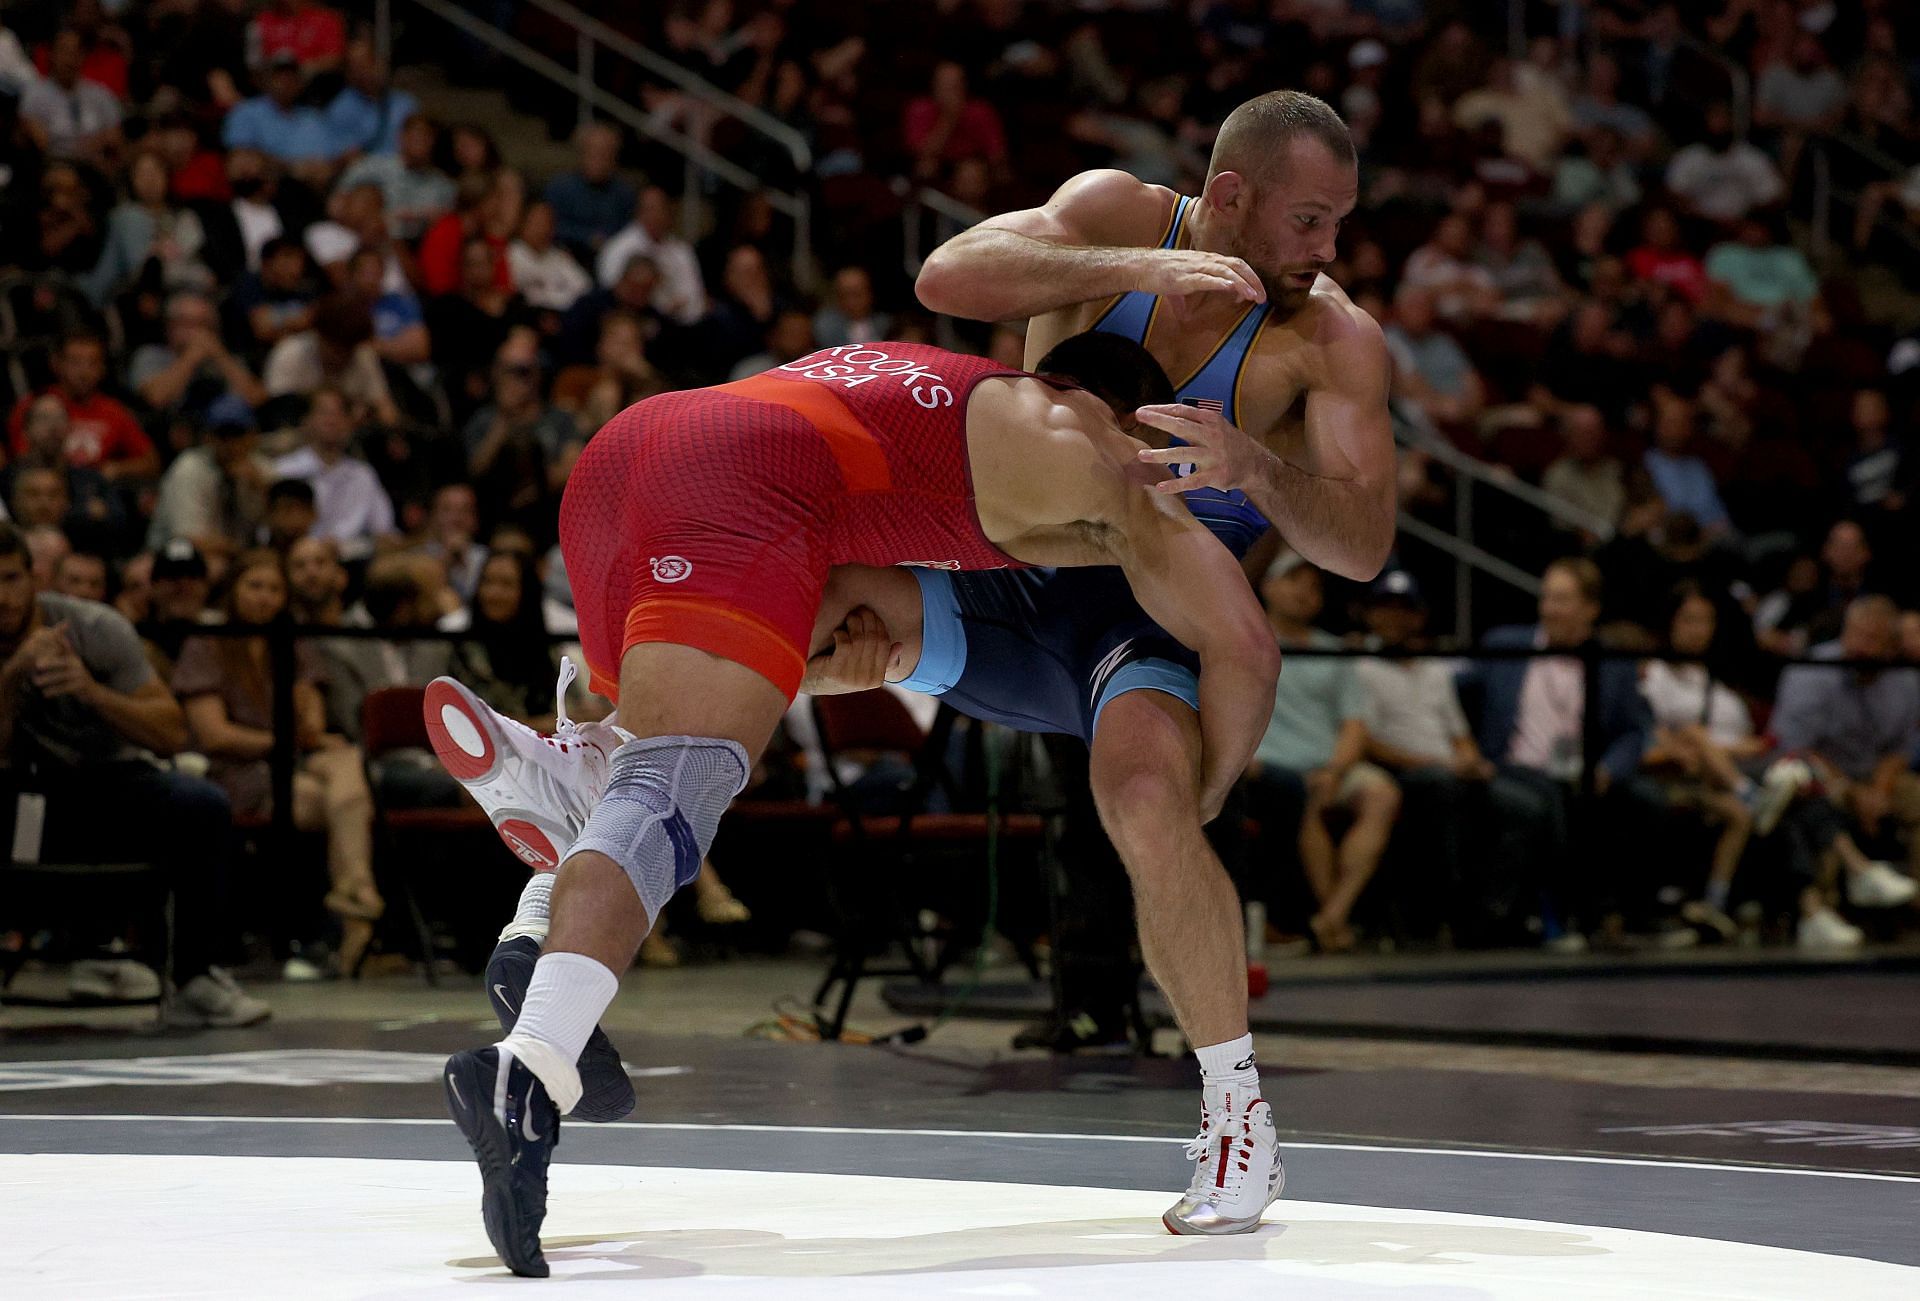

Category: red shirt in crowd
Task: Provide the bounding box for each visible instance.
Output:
[417,215,512,298]
[33,40,130,100]
[1626,246,1709,304]
[7,388,156,470]
[251,4,348,69]
[902,97,1009,168]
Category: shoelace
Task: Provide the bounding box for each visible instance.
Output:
[1182,1104,1262,1205]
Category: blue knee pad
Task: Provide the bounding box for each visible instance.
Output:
[564,735,750,919]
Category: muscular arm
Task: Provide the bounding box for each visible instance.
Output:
[1139,308,1397,580]
[915,170,1260,323]
[83,678,190,756]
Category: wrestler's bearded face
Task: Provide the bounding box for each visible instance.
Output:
[1224,144,1357,317]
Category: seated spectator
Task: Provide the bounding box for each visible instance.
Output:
[1542,404,1627,543]
[1354,571,1499,941]
[129,290,269,427]
[0,523,267,1025]
[264,294,402,426]
[250,0,347,79]
[1771,596,1920,888]
[317,551,459,805]
[1752,552,1822,657]
[10,467,73,534]
[509,201,593,315]
[20,29,122,168]
[729,310,816,380]
[703,243,792,378]
[812,265,891,347]
[334,112,454,242]
[1551,128,1642,214]
[345,247,431,369]
[464,330,580,543]
[1401,213,1498,322]
[24,526,70,591]
[1458,558,1656,945]
[173,548,382,973]
[82,147,212,308]
[1704,216,1818,326]
[1664,102,1785,226]
[1383,285,1485,428]
[596,186,707,325]
[304,181,392,288]
[1475,201,1566,323]
[1805,520,1879,646]
[1532,301,1639,423]
[544,121,635,259]
[1625,207,1709,305]
[903,60,1009,184]
[1637,583,1768,940]
[1064,76,1205,189]
[440,549,561,728]
[144,538,214,674]
[285,534,345,625]
[146,393,272,556]
[1569,51,1655,159]
[417,168,518,298]
[222,54,343,181]
[550,309,664,435]
[1,395,127,552]
[1754,33,1846,145]
[417,482,485,601]
[555,251,673,370]
[51,549,107,603]
[1452,56,1569,171]
[430,237,534,419]
[1844,387,1907,526]
[264,478,318,552]
[228,236,318,358]
[323,35,419,158]
[272,385,398,560]
[34,161,106,278]
[7,333,158,485]
[1244,551,1402,954]
[1643,387,1733,536]
[195,148,294,284]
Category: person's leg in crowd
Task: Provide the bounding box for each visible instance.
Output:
[1311,765,1401,951]
[1295,774,1339,919]
[1390,766,1466,938]
[1889,771,1920,878]
[294,745,383,971]
[1491,766,1574,938]
[1697,787,1753,915]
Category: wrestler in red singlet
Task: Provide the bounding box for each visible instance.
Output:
[560,342,1029,702]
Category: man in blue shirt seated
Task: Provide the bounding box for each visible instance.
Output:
[223,53,344,183]
[324,36,422,159]
[1642,384,1731,536]
[543,122,636,261]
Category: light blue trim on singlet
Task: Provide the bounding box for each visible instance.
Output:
[1091,657,1200,733]
[1089,194,1273,558]
[894,567,967,695]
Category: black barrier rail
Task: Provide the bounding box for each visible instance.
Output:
[155,617,1909,859]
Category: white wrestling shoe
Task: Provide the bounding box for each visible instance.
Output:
[423,658,622,870]
[1163,1091,1285,1235]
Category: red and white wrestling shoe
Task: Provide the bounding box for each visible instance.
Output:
[423,659,622,870]
[1163,1092,1285,1235]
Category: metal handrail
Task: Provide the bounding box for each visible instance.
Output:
[1393,400,1616,540]
[520,0,811,174]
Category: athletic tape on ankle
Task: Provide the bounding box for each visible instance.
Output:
[564,735,750,920]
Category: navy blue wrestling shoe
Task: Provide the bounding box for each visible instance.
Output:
[444,1045,559,1278]
[485,935,636,1124]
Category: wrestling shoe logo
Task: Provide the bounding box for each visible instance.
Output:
[650,556,693,583]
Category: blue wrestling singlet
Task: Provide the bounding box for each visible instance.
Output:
[896,193,1276,743]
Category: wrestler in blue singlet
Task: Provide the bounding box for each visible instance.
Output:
[894,210,1276,742]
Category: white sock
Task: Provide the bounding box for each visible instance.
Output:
[498,951,618,1114]
[1195,1033,1261,1114]
[498,872,554,944]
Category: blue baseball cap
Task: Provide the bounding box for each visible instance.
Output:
[204,392,255,433]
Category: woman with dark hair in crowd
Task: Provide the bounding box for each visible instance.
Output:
[172,549,383,974]
[444,549,559,730]
[83,146,211,309]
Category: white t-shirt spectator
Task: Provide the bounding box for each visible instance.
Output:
[1640,660,1752,750]
[264,334,394,415]
[508,240,593,312]
[272,445,397,560]
[1356,657,1472,765]
[1665,142,1785,223]
[595,227,707,324]
[21,77,119,158]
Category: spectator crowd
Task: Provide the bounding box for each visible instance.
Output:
[0,1,1915,1018]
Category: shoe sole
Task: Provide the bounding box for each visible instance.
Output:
[443,1053,550,1279]
[1162,1159,1286,1235]
[423,678,566,871]
[487,937,636,1124]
